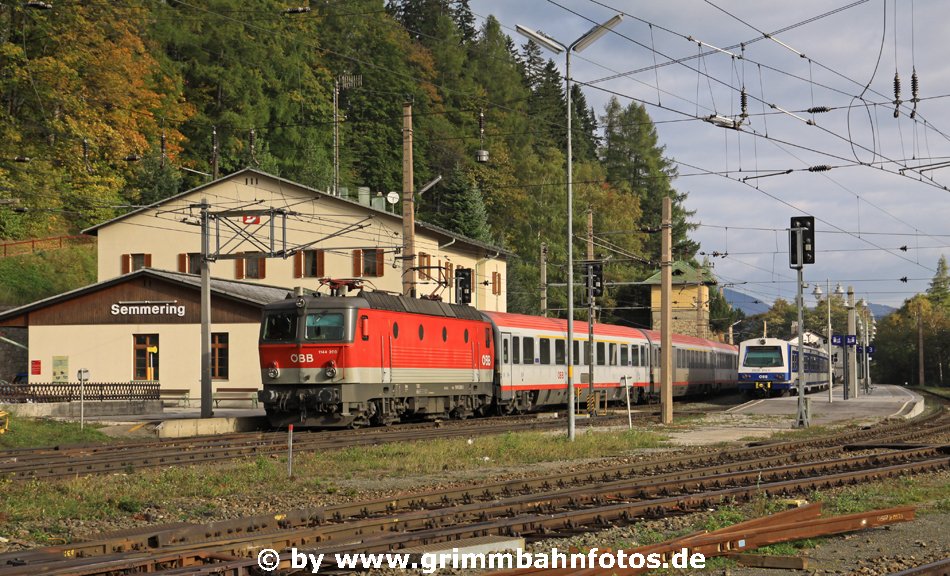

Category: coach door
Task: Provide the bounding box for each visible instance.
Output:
[500,332,513,392]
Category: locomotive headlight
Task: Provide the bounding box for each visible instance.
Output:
[325,361,337,379]
[295,296,306,308]
[266,361,280,379]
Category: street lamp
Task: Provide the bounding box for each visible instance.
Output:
[517,14,623,441]
[813,282,843,403]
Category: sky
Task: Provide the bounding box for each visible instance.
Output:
[467,0,950,310]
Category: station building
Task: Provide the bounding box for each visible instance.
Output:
[0,168,509,397]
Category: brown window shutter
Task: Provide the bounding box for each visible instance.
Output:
[376,249,385,277]
[418,252,426,280]
[235,257,245,280]
[294,252,303,278]
[258,257,266,279]
[178,253,187,273]
[352,250,362,277]
[144,254,152,268]
[316,250,325,277]
[121,254,131,274]
[492,271,500,295]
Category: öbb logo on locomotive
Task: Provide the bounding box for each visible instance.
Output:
[257,290,741,428]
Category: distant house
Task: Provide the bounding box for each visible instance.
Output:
[642,261,717,339]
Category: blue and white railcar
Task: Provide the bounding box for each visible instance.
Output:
[737,337,829,397]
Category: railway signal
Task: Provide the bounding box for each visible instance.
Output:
[456,268,472,304]
[789,216,815,269]
[585,262,604,297]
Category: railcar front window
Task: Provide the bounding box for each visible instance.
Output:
[743,346,784,368]
[305,312,346,342]
[262,313,298,342]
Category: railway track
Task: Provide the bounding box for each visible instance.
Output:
[0,408,691,481]
[1,408,947,575]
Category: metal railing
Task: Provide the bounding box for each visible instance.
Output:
[0,382,159,403]
[0,235,95,258]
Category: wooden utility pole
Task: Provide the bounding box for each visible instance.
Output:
[402,102,415,297]
[661,197,673,424]
[540,243,548,317]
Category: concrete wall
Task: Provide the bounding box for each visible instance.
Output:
[27,322,262,395]
[1,400,162,417]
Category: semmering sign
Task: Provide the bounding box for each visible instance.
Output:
[110,302,186,317]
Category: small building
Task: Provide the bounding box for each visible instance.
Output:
[0,269,290,393]
[643,261,716,339]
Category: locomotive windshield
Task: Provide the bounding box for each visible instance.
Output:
[262,312,298,342]
[742,345,784,368]
[305,312,346,342]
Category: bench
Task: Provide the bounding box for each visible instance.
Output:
[213,387,260,408]
[159,388,192,407]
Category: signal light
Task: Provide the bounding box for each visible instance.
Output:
[789,216,815,268]
[456,268,472,304]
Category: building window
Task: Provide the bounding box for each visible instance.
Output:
[235,253,266,279]
[353,248,384,277]
[133,334,159,381]
[418,252,431,280]
[491,271,502,295]
[122,253,152,274]
[178,253,202,274]
[212,333,229,379]
[295,250,325,278]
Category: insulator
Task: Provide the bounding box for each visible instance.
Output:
[806,106,830,114]
[740,87,748,118]
[478,109,484,134]
[808,165,831,172]
[911,70,919,100]
[893,72,901,101]
[82,139,89,161]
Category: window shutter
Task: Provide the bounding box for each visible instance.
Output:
[418,252,426,280]
[294,252,303,278]
[376,249,385,277]
[316,250,325,277]
[492,271,500,295]
[144,254,152,268]
[352,250,362,277]
[235,257,245,280]
[121,254,131,275]
[178,253,187,273]
[258,257,266,279]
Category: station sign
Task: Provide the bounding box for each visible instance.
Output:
[845,335,857,346]
[831,335,843,346]
[866,345,875,355]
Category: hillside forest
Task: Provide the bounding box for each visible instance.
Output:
[0,0,946,384]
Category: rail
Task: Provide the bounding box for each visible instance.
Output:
[0,382,159,403]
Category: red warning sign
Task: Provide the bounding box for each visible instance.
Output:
[30,360,41,375]
[243,215,260,225]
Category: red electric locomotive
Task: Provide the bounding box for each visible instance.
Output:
[258,291,495,428]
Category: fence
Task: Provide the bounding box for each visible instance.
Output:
[0,235,95,258]
[0,382,159,403]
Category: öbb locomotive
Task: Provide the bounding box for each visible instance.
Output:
[257,291,739,428]
[737,337,830,397]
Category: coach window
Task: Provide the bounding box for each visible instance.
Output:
[513,336,521,364]
[539,338,551,365]
[596,342,606,366]
[573,340,581,365]
[555,340,566,364]
[524,337,535,364]
[584,341,592,365]
[418,324,424,340]
[503,338,509,364]
[133,334,159,381]
[393,322,399,339]
[609,343,617,366]
[442,327,447,342]
[620,344,629,366]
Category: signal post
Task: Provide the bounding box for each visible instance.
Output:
[789,216,815,428]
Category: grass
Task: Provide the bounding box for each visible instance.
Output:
[809,474,950,515]
[0,415,114,449]
[0,427,669,539]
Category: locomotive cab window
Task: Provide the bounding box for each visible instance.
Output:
[305,312,345,342]
[262,312,298,342]
[743,345,784,368]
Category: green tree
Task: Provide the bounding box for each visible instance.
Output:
[928,254,950,307]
